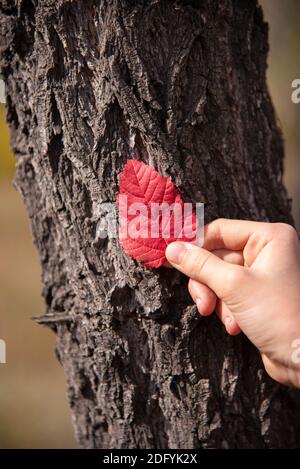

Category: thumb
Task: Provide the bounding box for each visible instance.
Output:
[165,242,246,300]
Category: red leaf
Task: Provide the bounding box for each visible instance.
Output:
[117,159,197,268]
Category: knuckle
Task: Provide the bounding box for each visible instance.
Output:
[187,281,194,300]
[212,218,225,229]
[225,266,247,290]
[195,251,212,278]
[209,218,224,230]
[188,277,196,293]
[273,222,298,239]
[183,249,212,280]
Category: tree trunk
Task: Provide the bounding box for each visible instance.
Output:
[1,0,300,449]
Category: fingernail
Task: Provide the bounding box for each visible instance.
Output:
[196,298,203,315]
[166,242,186,264]
[225,316,232,330]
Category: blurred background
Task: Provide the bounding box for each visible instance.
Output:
[261,0,300,226]
[0,110,76,447]
[0,0,299,448]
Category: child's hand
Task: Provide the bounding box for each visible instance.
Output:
[166,219,300,388]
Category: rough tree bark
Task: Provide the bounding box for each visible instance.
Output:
[1,0,300,449]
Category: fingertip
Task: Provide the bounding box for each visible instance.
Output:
[188,279,217,316]
[225,316,241,336]
[196,298,214,316]
[165,242,186,265]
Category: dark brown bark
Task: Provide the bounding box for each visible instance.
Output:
[1,0,300,449]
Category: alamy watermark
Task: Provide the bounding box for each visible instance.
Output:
[291,79,300,104]
[291,339,300,365]
[0,339,6,364]
[95,198,204,245]
[0,78,5,104]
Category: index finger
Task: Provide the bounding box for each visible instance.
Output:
[203,218,273,251]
